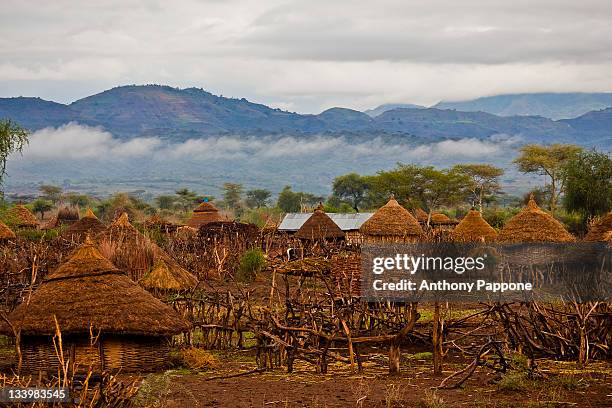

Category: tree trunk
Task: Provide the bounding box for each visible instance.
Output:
[389,341,400,375]
[433,302,443,375]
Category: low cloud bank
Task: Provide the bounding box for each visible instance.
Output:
[16,123,518,164]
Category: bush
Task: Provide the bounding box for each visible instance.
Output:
[497,371,531,392]
[236,248,266,282]
[180,347,219,370]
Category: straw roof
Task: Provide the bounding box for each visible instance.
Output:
[140,259,198,292]
[6,204,38,228]
[497,197,576,243]
[187,201,225,228]
[145,214,172,228]
[0,219,16,240]
[452,210,498,242]
[360,197,423,237]
[62,208,105,239]
[584,212,612,242]
[430,212,458,225]
[295,205,344,240]
[0,238,189,337]
[413,208,429,223]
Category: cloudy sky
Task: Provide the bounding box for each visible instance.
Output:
[1,0,612,113]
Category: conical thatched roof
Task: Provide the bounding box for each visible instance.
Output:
[140,259,199,292]
[453,210,498,242]
[584,212,612,242]
[0,238,189,336]
[295,205,344,240]
[0,219,16,240]
[42,206,80,230]
[430,212,458,225]
[413,208,429,223]
[360,197,423,237]
[498,197,576,243]
[187,201,225,228]
[62,208,105,239]
[6,204,38,228]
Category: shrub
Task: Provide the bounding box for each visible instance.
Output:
[180,347,219,370]
[236,248,266,282]
[497,371,530,392]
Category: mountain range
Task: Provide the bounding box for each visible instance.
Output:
[1,85,611,148]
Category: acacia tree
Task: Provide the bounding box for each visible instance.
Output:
[514,144,582,216]
[332,173,369,211]
[0,120,29,197]
[245,189,271,208]
[563,150,612,219]
[413,166,470,225]
[453,164,504,211]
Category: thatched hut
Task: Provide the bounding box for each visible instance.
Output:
[43,206,80,229]
[145,214,176,233]
[0,219,16,241]
[96,213,158,281]
[62,208,105,241]
[584,212,612,242]
[6,204,38,229]
[186,201,225,229]
[0,238,189,374]
[452,210,498,243]
[497,197,576,243]
[140,259,199,295]
[413,207,429,224]
[295,204,345,241]
[360,196,423,243]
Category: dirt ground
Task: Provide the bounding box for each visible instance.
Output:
[133,352,612,408]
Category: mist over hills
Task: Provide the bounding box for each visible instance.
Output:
[1,85,611,197]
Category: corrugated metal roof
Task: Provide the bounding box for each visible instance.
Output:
[278,212,374,231]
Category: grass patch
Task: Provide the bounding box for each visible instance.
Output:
[409,352,433,360]
[132,372,172,408]
[497,371,532,392]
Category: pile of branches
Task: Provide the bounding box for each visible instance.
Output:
[163,221,261,279]
[492,301,611,364]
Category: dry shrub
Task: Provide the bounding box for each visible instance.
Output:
[180,347,219,370]
[416,390,447,408]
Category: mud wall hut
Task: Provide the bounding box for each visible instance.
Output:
[295,204,345,241]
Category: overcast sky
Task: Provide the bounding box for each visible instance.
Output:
[1,0,612,113]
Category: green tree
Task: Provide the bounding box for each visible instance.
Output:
[332,173,369,211]
[222,183,243,209]
[175,188,202,212]
[563,150,612,219]
[277,186,300,212]
[0,120,29,195]
[65,193,90,208]
[31,199,53,219]
[514,144,583,216]
[245,189,271,208]
[414,166,470,224]
[453,164,504,211]
[39,185,63,204]
[156,195,177,210]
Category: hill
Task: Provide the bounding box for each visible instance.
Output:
[434,93,612,120]
[364,103,425,117]
[0,85,610,147]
